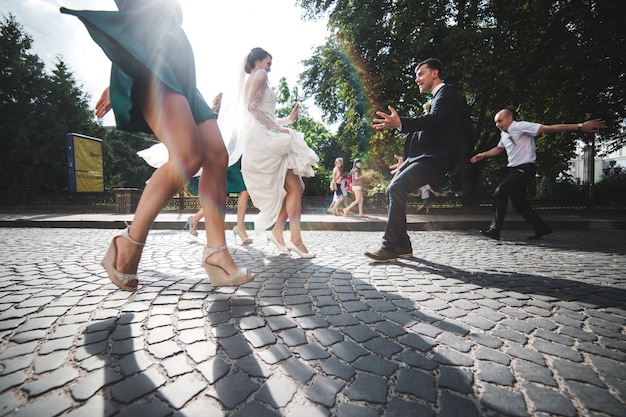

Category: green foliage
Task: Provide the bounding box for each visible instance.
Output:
[296,0,626,201]
[0,15,154,195]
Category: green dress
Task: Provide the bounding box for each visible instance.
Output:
[60,0,214,133]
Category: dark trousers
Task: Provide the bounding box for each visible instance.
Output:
[490,163,549,233]
[382,160,442,251]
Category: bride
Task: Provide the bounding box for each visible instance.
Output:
[230,47,319,258]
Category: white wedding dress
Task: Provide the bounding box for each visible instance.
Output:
[241,69,319,231]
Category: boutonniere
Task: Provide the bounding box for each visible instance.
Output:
[423,100,432,114]
[507,134,516,145]
[423,93,433,114]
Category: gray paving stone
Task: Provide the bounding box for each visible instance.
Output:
[254,376,297,408]
[320,356,356,381]
[33,351,69,374]
[363,336,403,358]
[439,391,479,417]
[523,383,577,417]
[185,340,218,363]
[196,357,230,384]
[232,401,281,417]
[278,357,315,383]
[432,347,474,366]
[336,402,380,417]
[480,383,529,417]
[156,372,207,409]
[161,353,194,377]
[65,395,118,417]
[173,397,224,417]
[23,365,80,396]
[565,380,625,416]
[218,333,252,359]
[70,368,124,400]
[439,365,474,394]
[476,361,515,385]
[345,372,388,404]
[110,365,167,404]
[387,397,434,417]
[313,328,344,346]
[396,368,437,402]
[531,339,583,362]
[353,354,397,377]
[331,340,369,363]
[295,343,331,360]
[243,327,276,348]
[306,376,345,407]
[257,344,291,365]
[116,401,171,417]
[286,404,330,417]
[206,371,260,409]
[9,392,72,417]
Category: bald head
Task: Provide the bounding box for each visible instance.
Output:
[494,109,514,132]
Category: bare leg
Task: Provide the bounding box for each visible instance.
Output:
[114,75,240,278]
[190,209,203,232]
[234,190,250,240]
[271,192,289,247]
[282,170,312,254]
[343,189,362,216]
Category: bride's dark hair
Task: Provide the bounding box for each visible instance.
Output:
[245,47,272,74]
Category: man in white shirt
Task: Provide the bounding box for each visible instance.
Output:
[470,109,606,240]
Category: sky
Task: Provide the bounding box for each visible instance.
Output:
[1,0,330,127]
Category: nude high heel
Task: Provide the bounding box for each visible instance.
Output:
[285,241,316,259]
[101,227,144,291]
[202,245,253,287]
[266,232,289,254]
[232,226,253,245]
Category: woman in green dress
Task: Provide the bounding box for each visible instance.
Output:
[61,0,253,289]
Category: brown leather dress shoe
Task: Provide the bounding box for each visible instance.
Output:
[364,248,398,262]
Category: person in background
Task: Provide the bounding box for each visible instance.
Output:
[471,108,607,240]
[343,158,365,217]
[327,157,346,215]
[186,93,253,245]
[416,184,438,214]
[61,0,253,288]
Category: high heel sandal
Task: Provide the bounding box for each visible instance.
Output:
[184,216,198,236]
[285,241,316,259]
[232,226,253,245]
[101,227,144,291]
[202,245,253,287]
[266,233,289,254]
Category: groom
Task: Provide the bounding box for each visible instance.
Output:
[366,58,463,262]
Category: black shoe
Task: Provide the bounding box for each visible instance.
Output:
[365,248,398,262]
[480,229,500,241]
[397,246,413,258]
[527,228,553,240]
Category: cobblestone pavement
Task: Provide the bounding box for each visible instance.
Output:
[0,228,625,417]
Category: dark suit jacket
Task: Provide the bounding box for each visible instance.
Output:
[399,83,462,172]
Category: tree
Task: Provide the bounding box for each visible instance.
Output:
[0,15,154,194]
[296,0,626,200]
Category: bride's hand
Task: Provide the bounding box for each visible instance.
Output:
[289,103,300,122]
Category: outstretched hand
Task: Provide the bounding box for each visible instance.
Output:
[581,118,607,133]
[373,106,401,130]
[95,87,111,119]
[389,154,404,175]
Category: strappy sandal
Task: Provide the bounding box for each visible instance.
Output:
[202,245,254,287]
[101,227,144,291]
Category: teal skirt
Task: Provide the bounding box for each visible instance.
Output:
[60,0,214,133]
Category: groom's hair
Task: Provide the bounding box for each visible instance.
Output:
[417,58,444,78]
